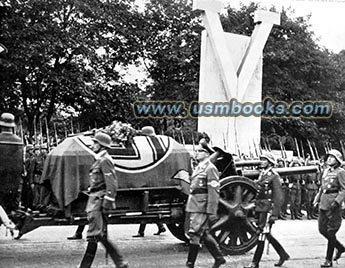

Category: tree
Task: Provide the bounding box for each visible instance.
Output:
[0,0,141,135]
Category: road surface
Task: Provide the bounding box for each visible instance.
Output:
[1,219,345,268]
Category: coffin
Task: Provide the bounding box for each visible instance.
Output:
[42,135,192,209]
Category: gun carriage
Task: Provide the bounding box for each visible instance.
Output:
[5,134,318,255]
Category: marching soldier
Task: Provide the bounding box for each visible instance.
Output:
[244,152,290,268]
[185,142,226,268]
[79,132,128,268]
[313,149,345,267]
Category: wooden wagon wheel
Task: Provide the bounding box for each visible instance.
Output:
[211,176,259,255]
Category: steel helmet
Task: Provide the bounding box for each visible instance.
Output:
[260,151,277,165]
[141,126,156,136]
[327,149,343,164]
[92,132,112,149]
[0,112,15,128]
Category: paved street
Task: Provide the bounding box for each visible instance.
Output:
[1,219,345,268]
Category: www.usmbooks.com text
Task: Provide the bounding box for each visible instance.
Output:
[133,98,333,118]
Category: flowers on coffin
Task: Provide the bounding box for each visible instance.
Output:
[104,120,138,147]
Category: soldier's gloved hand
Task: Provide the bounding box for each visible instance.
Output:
[330,201,340,211]
[268,215,277,224]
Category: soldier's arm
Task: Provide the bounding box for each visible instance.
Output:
[100,157,118,209]
[206,165,220,215]
[335,169,345,205]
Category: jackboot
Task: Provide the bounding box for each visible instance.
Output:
[186,244,199,268]
[79,241,97,268]
[320,259,333,267]
[326,236,336,263]
[244,241,264,268]
[243,263,259,268]
[203,234,226,268]
[266,233,290,267]
[100,238,128,268]
[334,240,345,261]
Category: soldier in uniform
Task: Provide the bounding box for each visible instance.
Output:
[0,112,23,213]
[30,145,45,209]
[79,132,128,268]
[244,152,290,268]
[185,143,226,268]
[313,149,345,267]
[288,159,303,220]
[21,144,35,209]
[304,160,320,220]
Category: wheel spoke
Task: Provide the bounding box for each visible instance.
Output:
[243,217,257,234]
[218,230,231,244]
[210,214,230,231]
[233,185,243,204]
[219,198,237,210]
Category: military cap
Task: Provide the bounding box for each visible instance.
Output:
[0,112,15,127]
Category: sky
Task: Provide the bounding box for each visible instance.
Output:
[224,0,345,53]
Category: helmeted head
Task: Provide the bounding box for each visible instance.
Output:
[326,149,343,167]
[92,132,112,150]
[289,158,303,167]
[141,126,156,136]
[0,112,15,128]
[260,151,277,167]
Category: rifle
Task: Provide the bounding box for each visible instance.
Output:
[45,118,50,151]
[266,138,272,151]
[181,130,185,146]
[223,133,227,151]
[307,139,316,160]
[300,140,305,161]
[294,138,301,159]
[70,119,74,134]
[19,117,24,143]
[312,141,319,160]
[54,122,58,146]
[39,116,43,146]
[340,140,345,160]
[33,115,37,144]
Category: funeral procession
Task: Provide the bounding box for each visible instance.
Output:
[1,0,345,268]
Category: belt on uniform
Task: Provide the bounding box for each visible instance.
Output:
[324,189,339,194]
[89,185,106,193]
[191,188,208,194]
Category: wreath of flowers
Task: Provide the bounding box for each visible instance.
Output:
[103,120,138,146]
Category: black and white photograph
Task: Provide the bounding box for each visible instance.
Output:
[1,0,345,267]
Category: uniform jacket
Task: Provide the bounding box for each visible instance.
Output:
[30,154,45,184]
[304,173,319,191]
[86,150,118,213]
[255,168,283,217]
[315,166,345,210]
[186,159,220,215]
